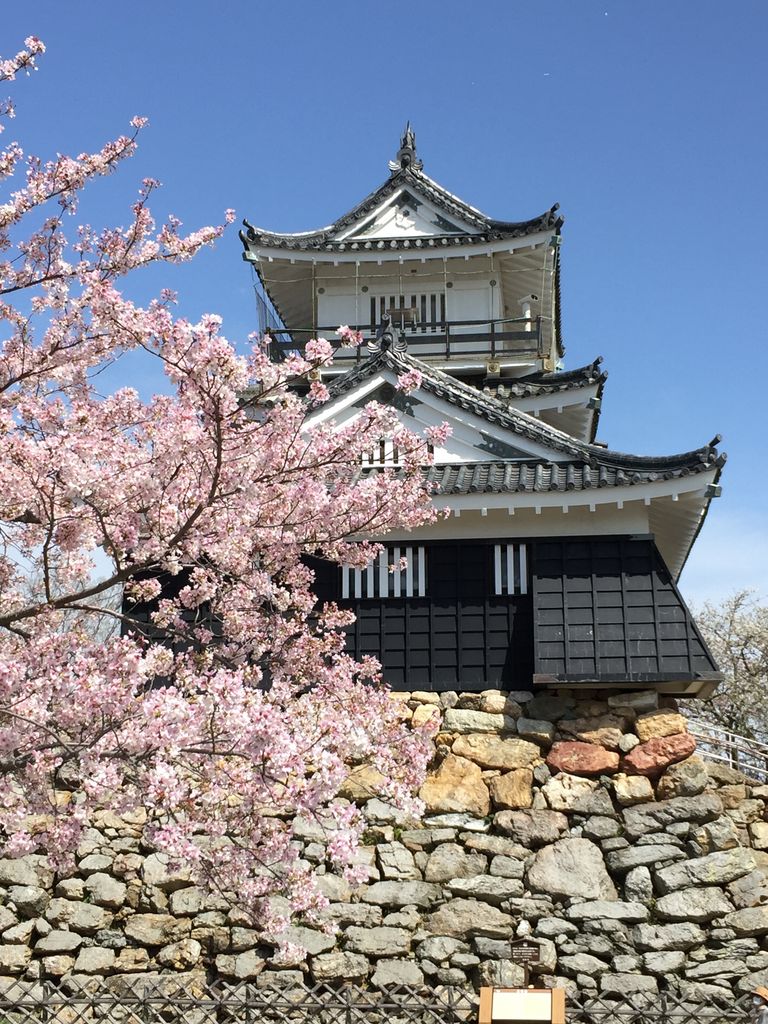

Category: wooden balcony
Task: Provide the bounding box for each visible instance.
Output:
[264,316,544,364]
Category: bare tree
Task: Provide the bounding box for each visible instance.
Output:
[688,590,768,741]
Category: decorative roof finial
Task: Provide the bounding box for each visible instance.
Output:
[389,121,423,173]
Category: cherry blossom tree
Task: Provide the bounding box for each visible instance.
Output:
[688,591,768,742]
[0,38,441,930]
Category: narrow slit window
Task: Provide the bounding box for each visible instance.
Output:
[341,545,427,598]
[493,543,529,596]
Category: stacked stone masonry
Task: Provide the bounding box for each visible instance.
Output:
[2,687,768,1002]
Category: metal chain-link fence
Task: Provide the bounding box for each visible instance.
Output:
[0,978,755,1024]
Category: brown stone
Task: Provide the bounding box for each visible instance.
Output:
[451,734,539,770]
[622,733,697,778]
[337,764,387,802]
[419,754,490,816]
[613,773,655,806]
[559,714,628,751]
[489,769,534,810]
[412,703,441,728]
[635,711,688,743]
[546,741,619,777]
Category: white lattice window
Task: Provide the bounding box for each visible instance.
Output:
[369,292,446,332]
[363,438,434,467]
[342,545,426,599]
[493,543,528,596]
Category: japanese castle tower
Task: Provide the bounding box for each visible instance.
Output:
[241,126,725,700]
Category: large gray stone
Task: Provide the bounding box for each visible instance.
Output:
[272,926,336,956]
[527,838,617,900]
[345,926,411,957]
[655,887,734,922]
[516,717,555,745]
[565,901,649,923]
[157,939,203,971]
[140,853,191,891]
[607,690,658,712]
[729,870,768,909]
[45,898,113,935]
[215,950,265,980]
[693,816,741,854]
[311,951,369,981]
[624,866,653,903]
[416,936,468,962]
[489,855,525,879]
[655,848,756,894]
[168,886,208,915]
[73,947,117,974]
[542,774,614,815]
[371,958,424,988]
[642,950,686,974]
[77,853,113,874]
[632,922,706,951]
[362,880,442,908]
[0,946,32,973]
[35,930,84,954]
[463,834,529,858]
[622,793,723,840]
[445,875,523,904]
[124,913,191,946]
[601,973,658,995]
[583,816,621,841]
[317,902,383,928]
[605,844,685,874]
[559,953,609,975]
[495,809,568,846]
[83,872,126,909]
[424,843,486,881]
[377,842,420,880]
[444,709,516,735]
[656,755,710,799]
[425,898,512,938]
[478,960,527,987]
[724,907,768,937]
[7,884,49,916]
[0,856,52,888]
[685,958,749,980]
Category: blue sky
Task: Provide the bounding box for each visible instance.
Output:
[4,1,767,603]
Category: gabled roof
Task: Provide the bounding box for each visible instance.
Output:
[318,346,725,480]
[323,347,587,460]
[240,126,563,255]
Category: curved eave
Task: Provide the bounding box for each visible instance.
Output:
[484,358,606,399]
[423,454,726,496]
[239,166,561,252]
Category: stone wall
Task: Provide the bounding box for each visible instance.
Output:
[2,687,768,1001]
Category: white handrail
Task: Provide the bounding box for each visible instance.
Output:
[688,718,768,783]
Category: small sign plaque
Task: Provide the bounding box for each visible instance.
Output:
[509,940,541,965]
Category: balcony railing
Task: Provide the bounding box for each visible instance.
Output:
[264,316,544,364]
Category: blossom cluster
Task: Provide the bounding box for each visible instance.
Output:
[0,40,438,931]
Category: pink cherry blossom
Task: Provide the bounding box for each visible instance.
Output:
[396,368,423,393]
[0,38,438,931]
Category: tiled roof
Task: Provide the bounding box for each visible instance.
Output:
[481,358,606,399]
[423,455,724,495]
[240,165,562,253]
[319,348,726,481]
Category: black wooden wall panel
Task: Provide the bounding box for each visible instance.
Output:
[531,537,719,684]
[307,544,533,692]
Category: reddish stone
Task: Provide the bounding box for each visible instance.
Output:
[621,733,697,778]
[546,741,620,777]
